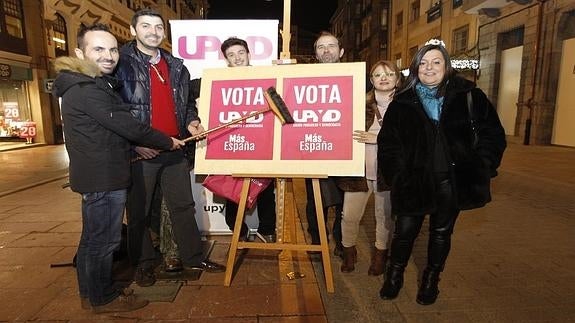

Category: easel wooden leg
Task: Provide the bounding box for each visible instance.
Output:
[311,178,334,293]
[223,177,334,293]
[224,178,251,286]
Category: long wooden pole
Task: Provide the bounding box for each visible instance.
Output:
[280,0,291,59]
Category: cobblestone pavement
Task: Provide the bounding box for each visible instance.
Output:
[294,141,575,322]
[0,141,574,322]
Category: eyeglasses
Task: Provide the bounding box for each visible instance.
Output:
[372,72,396,78]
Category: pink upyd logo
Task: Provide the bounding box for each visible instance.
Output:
[177,36,274,60]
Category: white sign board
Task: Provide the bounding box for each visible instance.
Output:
[170,19,279,79]
[171,20,279,233]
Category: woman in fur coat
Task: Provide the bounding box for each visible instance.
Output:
[377,40,506,305]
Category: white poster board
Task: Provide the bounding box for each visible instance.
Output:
[170,20,279,79]
[171,20,279,233]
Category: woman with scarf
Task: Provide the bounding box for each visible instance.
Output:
[377,40,506,305]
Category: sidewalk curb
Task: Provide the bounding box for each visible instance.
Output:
[0,174,69,198]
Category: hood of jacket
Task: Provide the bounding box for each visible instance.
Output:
[52,57,122,97]
[52,57,102,98]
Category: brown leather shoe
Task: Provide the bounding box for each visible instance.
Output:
[340,245,357,273]
[164,257,183,272]
[368,248,388,276]
[92,294,148,313]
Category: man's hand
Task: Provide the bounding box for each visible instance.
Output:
[134,146,161,159]
[353,130,377,144]
[187,121,206,140]
[170,137,185,150]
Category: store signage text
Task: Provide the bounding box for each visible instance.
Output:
[177,36,274,60]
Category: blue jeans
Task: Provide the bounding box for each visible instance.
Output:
[77,189,126,306]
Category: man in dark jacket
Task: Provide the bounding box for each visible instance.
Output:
[305,31,345,257]
[115,8,225,286]
[52,24,183,313]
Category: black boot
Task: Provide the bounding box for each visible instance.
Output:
[379,263,404,300]
[416,268,440,305]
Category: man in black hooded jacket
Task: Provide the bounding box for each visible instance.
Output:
[52,24,183,313]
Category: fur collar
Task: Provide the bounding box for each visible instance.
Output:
[53,57,102,78]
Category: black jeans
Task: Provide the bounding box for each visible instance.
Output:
[389,179,460,272]
[225,182,276,236]
[127,150,203,268]
[305,178,343,245]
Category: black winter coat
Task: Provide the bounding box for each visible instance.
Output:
[377,76,506,216]
[52,57,174,193]
[114,41,199,161]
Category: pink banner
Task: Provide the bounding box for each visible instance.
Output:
[281,76,354,160]
[206,78,277,160]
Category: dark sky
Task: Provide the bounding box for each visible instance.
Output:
[207,0,338,34]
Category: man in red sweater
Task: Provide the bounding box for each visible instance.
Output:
[115,9,225,287]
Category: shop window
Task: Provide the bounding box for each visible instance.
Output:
[53,13,68,57]
[0,80,31,138]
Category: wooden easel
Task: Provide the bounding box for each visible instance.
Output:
[224,175,334,293]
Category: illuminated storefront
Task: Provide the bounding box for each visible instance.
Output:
[0,62,34,141]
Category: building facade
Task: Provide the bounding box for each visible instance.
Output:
[332,0,574,146]
[331,0,391,67]
[465,0,575,146]
[388,0,478,74]
[0,0,207,146]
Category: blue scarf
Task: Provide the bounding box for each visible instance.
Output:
[415,83,444,122]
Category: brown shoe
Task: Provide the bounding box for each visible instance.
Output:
[340,245,357,273]
[92,294,148,314]
[368,248,388,276]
